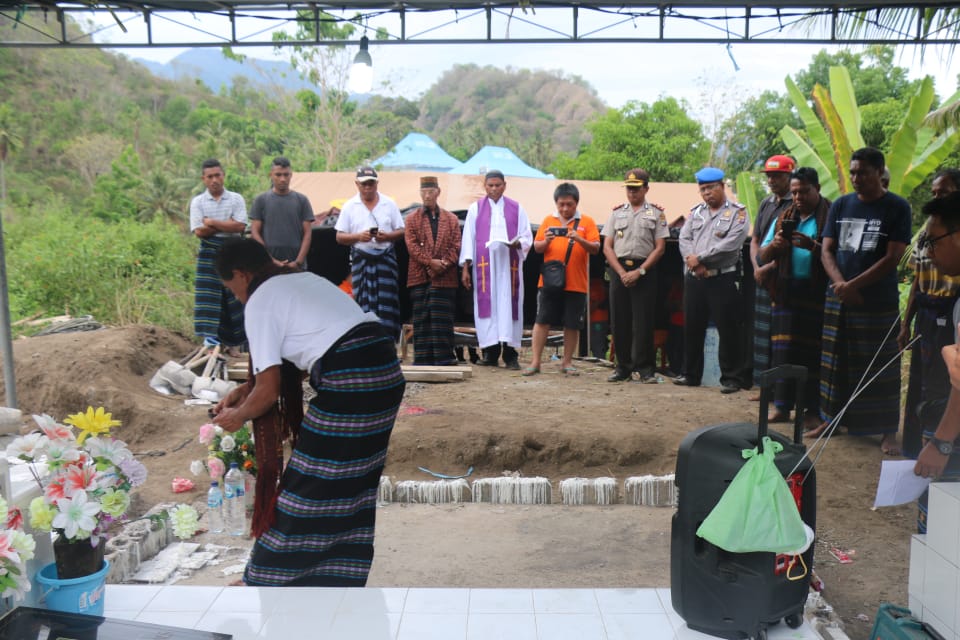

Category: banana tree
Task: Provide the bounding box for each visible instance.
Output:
[779,67,960,201]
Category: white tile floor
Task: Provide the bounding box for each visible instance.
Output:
[103,585,822,640]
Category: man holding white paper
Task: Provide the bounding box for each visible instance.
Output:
[459,170,533,369]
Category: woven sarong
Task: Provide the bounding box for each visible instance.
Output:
[770,279,824,414]
[194,237,245,346]
[903,293,957,458]
[753,286,772,372]
[819,293,901,435]
[244,323,405,586]
[352,246,401,342]
[409,284,456,365]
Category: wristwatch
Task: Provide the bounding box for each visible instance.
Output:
[931,436,955,455]
[638,267,647,276]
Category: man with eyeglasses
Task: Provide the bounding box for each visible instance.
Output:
[675,167,749,394]
[810,147,912,455]
[603,169,669,383]
[900,169,960,461]
[912,191,960,533]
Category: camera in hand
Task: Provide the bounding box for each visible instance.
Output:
[369,226,379,236]
[550,226,568,236]
[779,219,796,237]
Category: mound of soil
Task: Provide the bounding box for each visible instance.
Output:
[2,326,913,640]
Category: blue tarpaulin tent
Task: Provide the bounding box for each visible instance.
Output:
[448,146,552,179]
[372,132,464,172]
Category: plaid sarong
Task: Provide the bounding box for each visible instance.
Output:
[819,293,901,435]
[351,246,401,342]
[753,286,772,372]
[770,278,824,415]
[409,284,456,365]
[244,323,405,586]
[194,236,245,346]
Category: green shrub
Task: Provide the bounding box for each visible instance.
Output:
[6,204,196,335]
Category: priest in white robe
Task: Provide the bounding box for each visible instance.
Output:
[459,170,533,369]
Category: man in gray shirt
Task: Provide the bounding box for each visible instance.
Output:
[250,157,314,269]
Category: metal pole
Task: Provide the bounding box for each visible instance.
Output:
[0,159,17,408]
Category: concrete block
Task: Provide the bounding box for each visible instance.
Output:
[928,483,960,567]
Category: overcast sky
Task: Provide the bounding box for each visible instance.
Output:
[93,7,960,116]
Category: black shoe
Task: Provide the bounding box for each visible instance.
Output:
[476,359,498,367]
[639,373,658,384]
[504,359,521,370]
[608,370,631,382]
[673,375,700,387]
[720,383,741,394]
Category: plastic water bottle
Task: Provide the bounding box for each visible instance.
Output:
[206,481,224,534]
[223,463,246,536]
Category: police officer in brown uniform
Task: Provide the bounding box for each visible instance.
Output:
[675,167,749,394]
[603,169,670,383]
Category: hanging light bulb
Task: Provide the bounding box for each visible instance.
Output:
[348,35,373,94]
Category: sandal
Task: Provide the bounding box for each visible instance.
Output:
[521,367,540,377]
[561,366,580,376]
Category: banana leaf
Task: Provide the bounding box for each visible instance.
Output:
[812,85,854,194]
[780,125,842,201]
[828,67,865,149]
[735,171,762,226]
[785,76,837,186]
[903,129,960,196]
[886,76,935,196]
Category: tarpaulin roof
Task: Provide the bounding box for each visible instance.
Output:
[447,146,552,179]
[292,170,718,227]
[371,132,464,173]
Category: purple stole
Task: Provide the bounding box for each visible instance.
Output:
[474,196,521,320]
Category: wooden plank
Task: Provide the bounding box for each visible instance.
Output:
[401,370,465,382]
[401,365,472,379]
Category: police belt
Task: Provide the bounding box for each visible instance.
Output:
[618,257,647,268]
[701,264,738,278]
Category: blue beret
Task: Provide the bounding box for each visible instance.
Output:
[695,167,725,184]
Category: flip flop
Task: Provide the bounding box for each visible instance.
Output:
[521,367,540,377]
[561,366,580,376]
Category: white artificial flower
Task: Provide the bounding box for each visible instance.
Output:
[189,459,205,476]
[5,433,48,460]
[219,435,236,452]
[84,437,133,466]
[214,425,224,435]
[168,505,200,540]
[52,491,101,540]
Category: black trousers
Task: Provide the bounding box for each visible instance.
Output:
[482,342,518,364]
[609,265,658,376]
[682,271,746,387]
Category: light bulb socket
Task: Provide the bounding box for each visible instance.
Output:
[353,35,372,66]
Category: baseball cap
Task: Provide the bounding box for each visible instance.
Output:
[356,166,378,182]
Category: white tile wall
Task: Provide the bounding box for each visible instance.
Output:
[915,482,960,640]
[928,483,960,567]
[99,585,822,640]
[910,534,927,601]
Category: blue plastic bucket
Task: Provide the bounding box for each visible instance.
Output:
[36,559,109,616]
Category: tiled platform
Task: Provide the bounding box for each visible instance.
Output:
[104,585,820,640]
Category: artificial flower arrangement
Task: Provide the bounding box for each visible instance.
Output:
[0,494,36,601]
[190,422,256,480]
[5,407,200,561]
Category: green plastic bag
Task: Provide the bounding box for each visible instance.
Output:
[696,436,807,554]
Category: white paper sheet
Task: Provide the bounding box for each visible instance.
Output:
[873,459,932,508]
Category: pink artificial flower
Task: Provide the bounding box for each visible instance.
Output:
[207,457,225,479]
[62,465,98,498]
[45,477,67,502]
[0,531,21,565]
[198,423,217,446]
[171,477,194,493]
[6,507,22,531]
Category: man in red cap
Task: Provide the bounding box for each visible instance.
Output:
[748,155,796,411]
